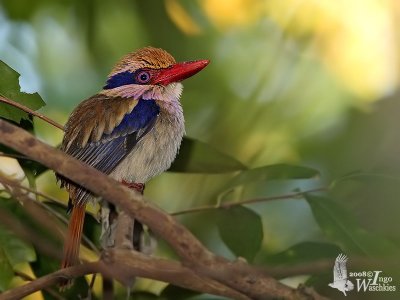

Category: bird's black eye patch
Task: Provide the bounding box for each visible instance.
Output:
[135,70,151,84]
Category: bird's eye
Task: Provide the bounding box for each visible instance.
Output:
[136,71,151,84]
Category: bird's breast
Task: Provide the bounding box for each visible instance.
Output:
[110,102,185,183]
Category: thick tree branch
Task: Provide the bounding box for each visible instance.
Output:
[0,263,98,300]
[0,119,328,300]
[103,249,251,300]
[0,250,250,300]
[13,271,65,300]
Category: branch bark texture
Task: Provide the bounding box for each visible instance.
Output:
[0,119,328,300]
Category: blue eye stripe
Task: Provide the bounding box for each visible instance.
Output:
[103,71,135,89]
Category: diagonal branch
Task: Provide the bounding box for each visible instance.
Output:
[14,271,65,300]
[0,119,328,300]
[0,96,64,130]
[0,262,98,300]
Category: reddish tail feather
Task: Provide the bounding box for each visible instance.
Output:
[60,202,86,290]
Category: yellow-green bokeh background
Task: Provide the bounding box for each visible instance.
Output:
[1,0,400,299]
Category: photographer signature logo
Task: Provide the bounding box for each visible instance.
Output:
[328,253,396,296]
[328,254,354,296]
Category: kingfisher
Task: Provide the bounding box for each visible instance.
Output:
[57,47,209,282]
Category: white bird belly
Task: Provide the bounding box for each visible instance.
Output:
[110,106,184,184]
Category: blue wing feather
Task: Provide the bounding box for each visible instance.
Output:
[106,98,160,139]
[60,97,160,204]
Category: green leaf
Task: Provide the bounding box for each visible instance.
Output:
[260,241,341,266]
[0,226,36,265]
[0,60,45,123]
[160,285,199,300]
[0,247,13,291]
[305,273,332,292]
[0,118,48,177]
[306,195,399,256]
[216,206,263,262]
[169,137,247,173]
[0,201,33,292]
[223,164,319,191]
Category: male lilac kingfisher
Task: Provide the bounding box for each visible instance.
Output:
[58,47,209,281]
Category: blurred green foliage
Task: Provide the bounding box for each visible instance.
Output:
[216,205,263,262]
[1,0,400,299]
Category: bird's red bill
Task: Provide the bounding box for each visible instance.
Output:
[153,59,209,85]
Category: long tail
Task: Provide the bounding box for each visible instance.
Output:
[60,202,86,289]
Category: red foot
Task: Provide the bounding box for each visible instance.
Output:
[121,180,145,194]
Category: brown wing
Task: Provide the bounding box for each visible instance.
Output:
[57,94,159,206]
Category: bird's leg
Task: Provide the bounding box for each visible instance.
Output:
[121,180,145,194]
[120,181,157,255]
[100,181,145,248]
[113,181,147,297]
[100,202,118,248]
[121,180,145,251]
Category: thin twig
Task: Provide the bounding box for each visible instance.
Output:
[0,95,64,130]
[2,175,63,204]
[88,273,97,300]
[171,187,328,216]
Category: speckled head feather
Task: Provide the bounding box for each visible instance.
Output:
[110,47,176,75]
